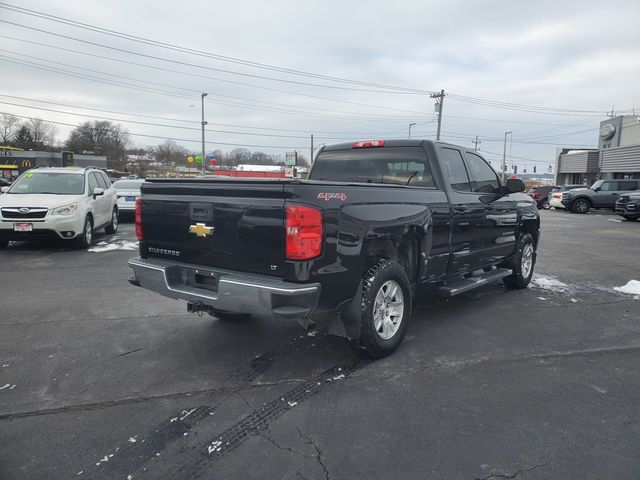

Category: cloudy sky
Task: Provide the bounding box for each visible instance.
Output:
[1,0,639,171]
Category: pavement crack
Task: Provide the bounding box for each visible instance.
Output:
[297,427,330,480]
[473,454,551,480]
[260,425,315,460]
[115,348,142,358]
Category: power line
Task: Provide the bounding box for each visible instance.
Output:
[0,2,433,94]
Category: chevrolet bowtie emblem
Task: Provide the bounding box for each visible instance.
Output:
[189,223,214,238]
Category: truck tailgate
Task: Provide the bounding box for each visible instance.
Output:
[139,180,286,276]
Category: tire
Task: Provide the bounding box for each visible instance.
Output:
[105,208,119,234]
[571,198,590,214]
[541,199,551,210]
[0,239,8,249]
[76,215,93,249]
[503,233,536,289]
[357,259,412,359]
[622,215,639,222]
[209,309,251,321]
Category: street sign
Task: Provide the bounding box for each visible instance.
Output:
[285,152,296,166]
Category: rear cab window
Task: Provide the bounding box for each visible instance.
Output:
[309,146,435,187]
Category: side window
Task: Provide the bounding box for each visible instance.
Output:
[465,152,500,193]
[600,181,617,191]
[440,147,471,192]
[88,173,100,193]
[618,181,637,191]
[95,172,108,189]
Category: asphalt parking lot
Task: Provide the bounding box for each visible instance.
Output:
[1,210,639,479]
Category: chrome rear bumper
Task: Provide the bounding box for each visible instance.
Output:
[128,257,320,319]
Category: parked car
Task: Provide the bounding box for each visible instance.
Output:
[128,139,540,358]
[0,167,118,249]
[615,192,640,221]
[526,185,556,209]
[548,184,585,209]
[113,179,145,217]
[0,178,12,191]
[562,179,639,214]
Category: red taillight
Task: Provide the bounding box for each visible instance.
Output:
[286,205,322,260]
[134,197,143,241]
[352,140,385,149]
[531,193,540,199]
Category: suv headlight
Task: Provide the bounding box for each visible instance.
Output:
[51,203,79,216]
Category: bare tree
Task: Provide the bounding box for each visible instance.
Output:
[26,118,57,149]
[66,120,130,169]
[153,140,188,166]
[0,113,20,145]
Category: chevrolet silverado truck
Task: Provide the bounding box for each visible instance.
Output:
[128,140,539,358]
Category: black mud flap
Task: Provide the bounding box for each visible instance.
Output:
[329,280,363,339]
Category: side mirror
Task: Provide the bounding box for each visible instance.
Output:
[0,186,9,193]
[92,187,105,197]
[593,186,601,192]
[505,178,525,194]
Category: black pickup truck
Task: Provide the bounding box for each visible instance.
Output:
[128,140,539,357]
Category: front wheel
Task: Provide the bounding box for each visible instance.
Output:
[572,199,590,214]
[76,215,93,249]
[622,215,639,222]
[541,199,551,210]
[358,259,412,359]
[503,233,536,289]
[105,208,119,234]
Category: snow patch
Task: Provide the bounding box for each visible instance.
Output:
[128,436,137,443]
[614,280,640,296]
[287,401,298,407]
[530,274,569,292]
[536,297,547,301]
[207,440,223,454]
[179,408,196,420]
[88,240,138,253]
[608,218,622,223]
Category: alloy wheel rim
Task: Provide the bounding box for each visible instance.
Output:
[521,243,534,278]
[373,280,404,340]
[112,211,118,231]
[85,220,92,244]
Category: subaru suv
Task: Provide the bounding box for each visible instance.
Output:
[0,167,118,249]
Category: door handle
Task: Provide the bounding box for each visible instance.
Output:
[454,204,467,213]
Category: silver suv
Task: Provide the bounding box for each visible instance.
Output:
[0,167,118,249]
[562,179,639,214]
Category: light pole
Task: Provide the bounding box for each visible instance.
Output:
[201,93,208,175]
[408,122,416,139]
[502,131,512,182]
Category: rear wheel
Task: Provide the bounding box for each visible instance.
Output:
[572,198,590,214]
[503,233,536,289]
[541,199,551,210]
[357,259,412,359]
[622,215,639,221]
[209,309,251,321]
[76,215,93,249]
[105,208,118,234]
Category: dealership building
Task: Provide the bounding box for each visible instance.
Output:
[555,115,640,185]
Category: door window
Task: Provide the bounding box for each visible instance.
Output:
[618,181,637,191]
[440,148,471,192]
[99,172,112,188]
[465,152,500,193]
[95,172,108,189]
[600,181,617,191]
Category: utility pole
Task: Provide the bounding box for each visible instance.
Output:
[201,93,208,175]
[408,122,416,139]
[430,89,445,140]
[472,136,481,151]
[293,150,298,178]
[502,131,512,182]
[310,134,313,164]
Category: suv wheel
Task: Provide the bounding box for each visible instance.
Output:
[541,199,551,210]
[357,259,412,359]
[572,198,590,214]
[76,215,93,249]
[105,208,119,234]
[622,215,638,222]
[503,233,536,289]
